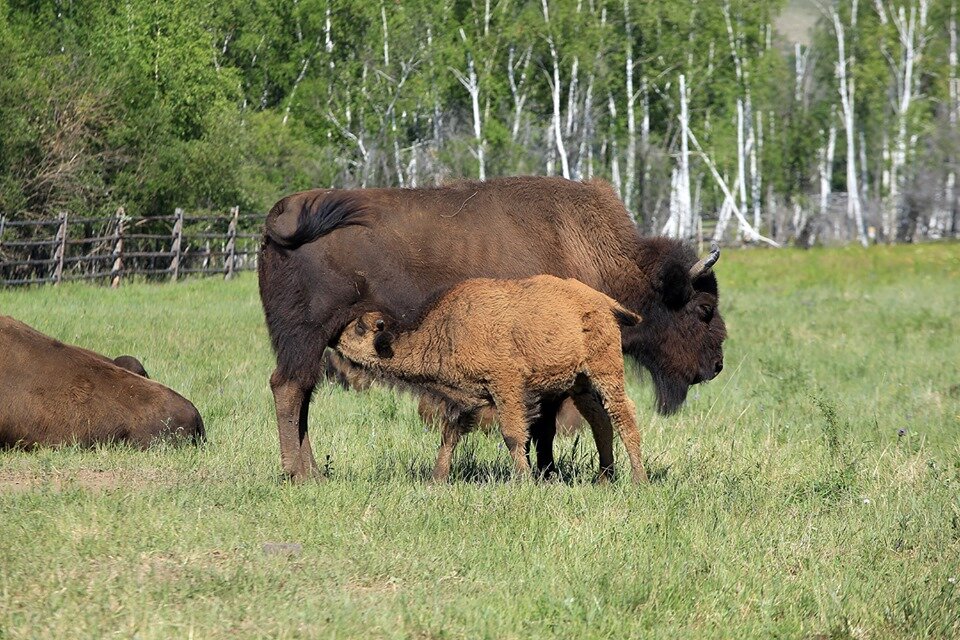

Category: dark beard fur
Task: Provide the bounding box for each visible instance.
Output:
[651,370,690,415]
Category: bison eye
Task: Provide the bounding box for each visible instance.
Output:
[354,323,366,336]
[698,304,714,322]
[375,318,385,331]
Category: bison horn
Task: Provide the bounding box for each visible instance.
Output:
[689,243,721,279]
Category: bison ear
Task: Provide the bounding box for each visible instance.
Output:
[660,261,694,310]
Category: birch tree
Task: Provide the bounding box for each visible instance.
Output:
[452,27,485,180]
[874,0,930,240]
[831,1,868,246]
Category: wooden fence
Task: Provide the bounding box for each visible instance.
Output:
[0,208,262,287]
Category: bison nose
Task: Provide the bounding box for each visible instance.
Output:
[714,361,724,376]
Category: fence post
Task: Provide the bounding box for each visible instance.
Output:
[0,214,6,253]
[202,239,211,272]
[169,207,183,282]
[224,205,239,280]
[52,212,68,285]
[110,207,126,288]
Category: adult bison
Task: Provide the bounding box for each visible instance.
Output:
[0,316,204,448]
[259,176,726,481]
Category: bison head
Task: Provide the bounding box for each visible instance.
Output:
[625,242,727,415]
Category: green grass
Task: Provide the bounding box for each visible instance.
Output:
[1,244,959,639]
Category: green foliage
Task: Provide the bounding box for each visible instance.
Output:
[0,0,957,236]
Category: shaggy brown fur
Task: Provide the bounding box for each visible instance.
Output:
[259,176,725,481]
[337,276,648,483]
[321,348,373,391]
[0,316,204,448]
[325,348,584,438]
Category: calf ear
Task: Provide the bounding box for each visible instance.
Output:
[373,332,394,358]
[660,262,694,310]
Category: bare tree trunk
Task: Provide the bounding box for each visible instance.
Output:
[543,0,570,179]
[876,0,929,241]
[795,42,810,104]
[819,118,837,220]
[283,37,320,126]
[607,92,622,198]
[832,4,868,246]
[949,2,960,237]
[452,28,485,180]
[623,0,637,212]
[508,45,533,143]
[736,100,748,238]
[678,74,693,239]
[751,109,762,232]
[689,128,779,246]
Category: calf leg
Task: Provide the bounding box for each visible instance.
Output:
[492,391,532,478]
[431,410,475,483]
[570,390,616,483]
[591,374,648,484]
[270,369,320,482]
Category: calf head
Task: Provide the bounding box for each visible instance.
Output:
[627,243,727,415]
[338,312,393,366]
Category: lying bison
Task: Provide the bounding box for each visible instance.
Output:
[0,316,204,448]
[259,176,725,481]
[338,276,647,483]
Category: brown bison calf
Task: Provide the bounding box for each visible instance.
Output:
[337,275,648,483]
[0,316,204,448]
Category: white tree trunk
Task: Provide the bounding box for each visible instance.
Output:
[508,45,533,143]
[736,99,748,238]
[832,5,868,246]
[607,92,622,198]
[751,109,762,231]
[819,120,837,217]
[686,128,779,246]
[880,0,930,240]
[794,43,809,103]
[677,74,693,239]
[623,0,637,212]
[543,0,570,179]
[945,3,959,236]
[452,28,485,180]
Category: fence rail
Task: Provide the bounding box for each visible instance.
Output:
[0,207,263,287]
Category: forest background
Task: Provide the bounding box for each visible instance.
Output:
[1,0,957,246]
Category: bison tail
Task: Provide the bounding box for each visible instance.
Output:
[611,304,642,328]
[264,193,365,249]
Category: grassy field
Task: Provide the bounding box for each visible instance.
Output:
[1,244,958,639]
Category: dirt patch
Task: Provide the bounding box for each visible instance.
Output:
[0,468,166,493]
[345,575,402,596]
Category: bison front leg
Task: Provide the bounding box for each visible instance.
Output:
[270,369,320,482]
[529,397,560,479]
